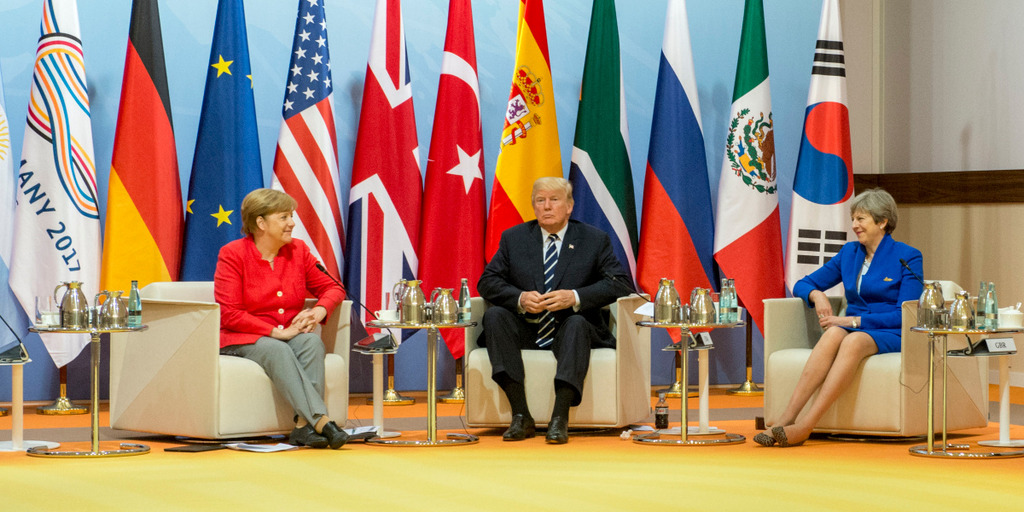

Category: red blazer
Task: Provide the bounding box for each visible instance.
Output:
[214,236,344,348]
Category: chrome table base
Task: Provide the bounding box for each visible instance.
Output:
[909,328,1024,459]
[634,322,746,446]
[26,327,150,458]
[365,322,478,447]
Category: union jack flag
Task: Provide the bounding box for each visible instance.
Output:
[344,0,421,332]
[271,0,344,280]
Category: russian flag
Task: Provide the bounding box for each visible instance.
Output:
[636,0,717,300]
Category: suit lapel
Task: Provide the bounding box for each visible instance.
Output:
[527,223,546,292]
[551,222,579,290]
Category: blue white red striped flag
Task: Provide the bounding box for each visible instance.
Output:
[637,0,717,300]
[344,0,421,331]
[9,0,100,366]
[785,0,855,293]
[271,0,345,281]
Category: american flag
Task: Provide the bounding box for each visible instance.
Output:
[272,0,345,279]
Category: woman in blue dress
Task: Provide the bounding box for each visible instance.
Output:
[755,189,923,447]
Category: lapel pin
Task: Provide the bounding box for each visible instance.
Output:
[883,277,893,281]
[568,244,574,250]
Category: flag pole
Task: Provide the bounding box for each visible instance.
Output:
[728,319,763,395]
[36,366,87,414]
[438,356,465,404]
[653,350,697,398]
[367,354,415,406]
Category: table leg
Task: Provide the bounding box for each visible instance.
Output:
[978,356,1024,448]
[28,332,148,457]
[366,326,477,447]
[0,364,59,453]
[427,328,437,444]
[90,333,100,453]
[910,333,1022,458]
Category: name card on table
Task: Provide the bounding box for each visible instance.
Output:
[984,337,1016,354]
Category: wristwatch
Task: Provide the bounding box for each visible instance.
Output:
[852,317,858,329]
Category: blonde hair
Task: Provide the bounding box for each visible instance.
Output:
[531,177,574,206]
[849,188,898,234]
[240,188,297,236]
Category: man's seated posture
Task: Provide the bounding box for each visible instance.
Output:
[478,177,630,444]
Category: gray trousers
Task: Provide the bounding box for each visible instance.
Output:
[220,333,328,424]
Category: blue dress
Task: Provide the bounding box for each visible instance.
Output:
[792,234,923,354]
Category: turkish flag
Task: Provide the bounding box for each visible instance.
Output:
[418,0,485,359]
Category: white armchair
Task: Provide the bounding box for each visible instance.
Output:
[108,282,350,440]
[763,293,988,436]
[464,294,651,428]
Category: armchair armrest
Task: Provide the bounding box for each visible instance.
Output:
[763,296,845,358]
[303,298,351,358]
[465,296,488,353]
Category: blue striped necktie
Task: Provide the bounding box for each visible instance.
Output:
[536,233,559,347]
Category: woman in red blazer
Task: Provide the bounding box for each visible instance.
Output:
[214,188,348,449]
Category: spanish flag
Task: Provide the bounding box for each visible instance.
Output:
[101,0,182,291]
[484,0,562,260]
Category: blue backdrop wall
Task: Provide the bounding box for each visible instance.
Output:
[0,0,821,400]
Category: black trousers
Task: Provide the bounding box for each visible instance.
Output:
[479,306,614,406]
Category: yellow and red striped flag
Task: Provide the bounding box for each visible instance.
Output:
[101,0,182,291]
[484,0,562,260]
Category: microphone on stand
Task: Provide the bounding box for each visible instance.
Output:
[0,312,30,363]
[603,271,651,302]
[899,258,926,285]
[315,262,378,320]
[315,262,397,353]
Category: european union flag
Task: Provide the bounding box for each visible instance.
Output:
[181,0,262,281]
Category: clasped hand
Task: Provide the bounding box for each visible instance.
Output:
[272,306,327,340]
[520,290,575,314]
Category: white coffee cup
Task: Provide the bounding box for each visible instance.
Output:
[376,309,399,322]
[998,309,1023,329]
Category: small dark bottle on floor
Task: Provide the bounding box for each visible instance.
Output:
[655,392,668,429]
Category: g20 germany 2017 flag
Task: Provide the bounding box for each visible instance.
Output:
[713,0,785,334]
[101,0,183,292]
[10,0,100,367]
[567,0,636,280]
[485,0,561,260]
[784,0,855,294]
[181,0,263,281]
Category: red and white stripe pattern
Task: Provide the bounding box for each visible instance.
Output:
[272,0,344,279]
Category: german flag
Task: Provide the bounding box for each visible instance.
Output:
[484,0,562,260]
[101,0,182,291]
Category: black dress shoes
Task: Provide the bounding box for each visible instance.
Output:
[289,424,328,448]
[320,420,350,449]
[502,414,536,441]
[545,416,568,444]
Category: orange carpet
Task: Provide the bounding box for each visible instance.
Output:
[2,386,1024,511]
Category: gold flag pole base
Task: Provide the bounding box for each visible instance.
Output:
[366,357,415,405]
[37,395,88,415]
[438,387,465,404]
[727,322,764,396]
[438,356,465,404]
[652,352,697,398]
[0,408,8,417]
[727,379,763,396]
[37,367,88,415]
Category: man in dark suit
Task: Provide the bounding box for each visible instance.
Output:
[478,177,630,444]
